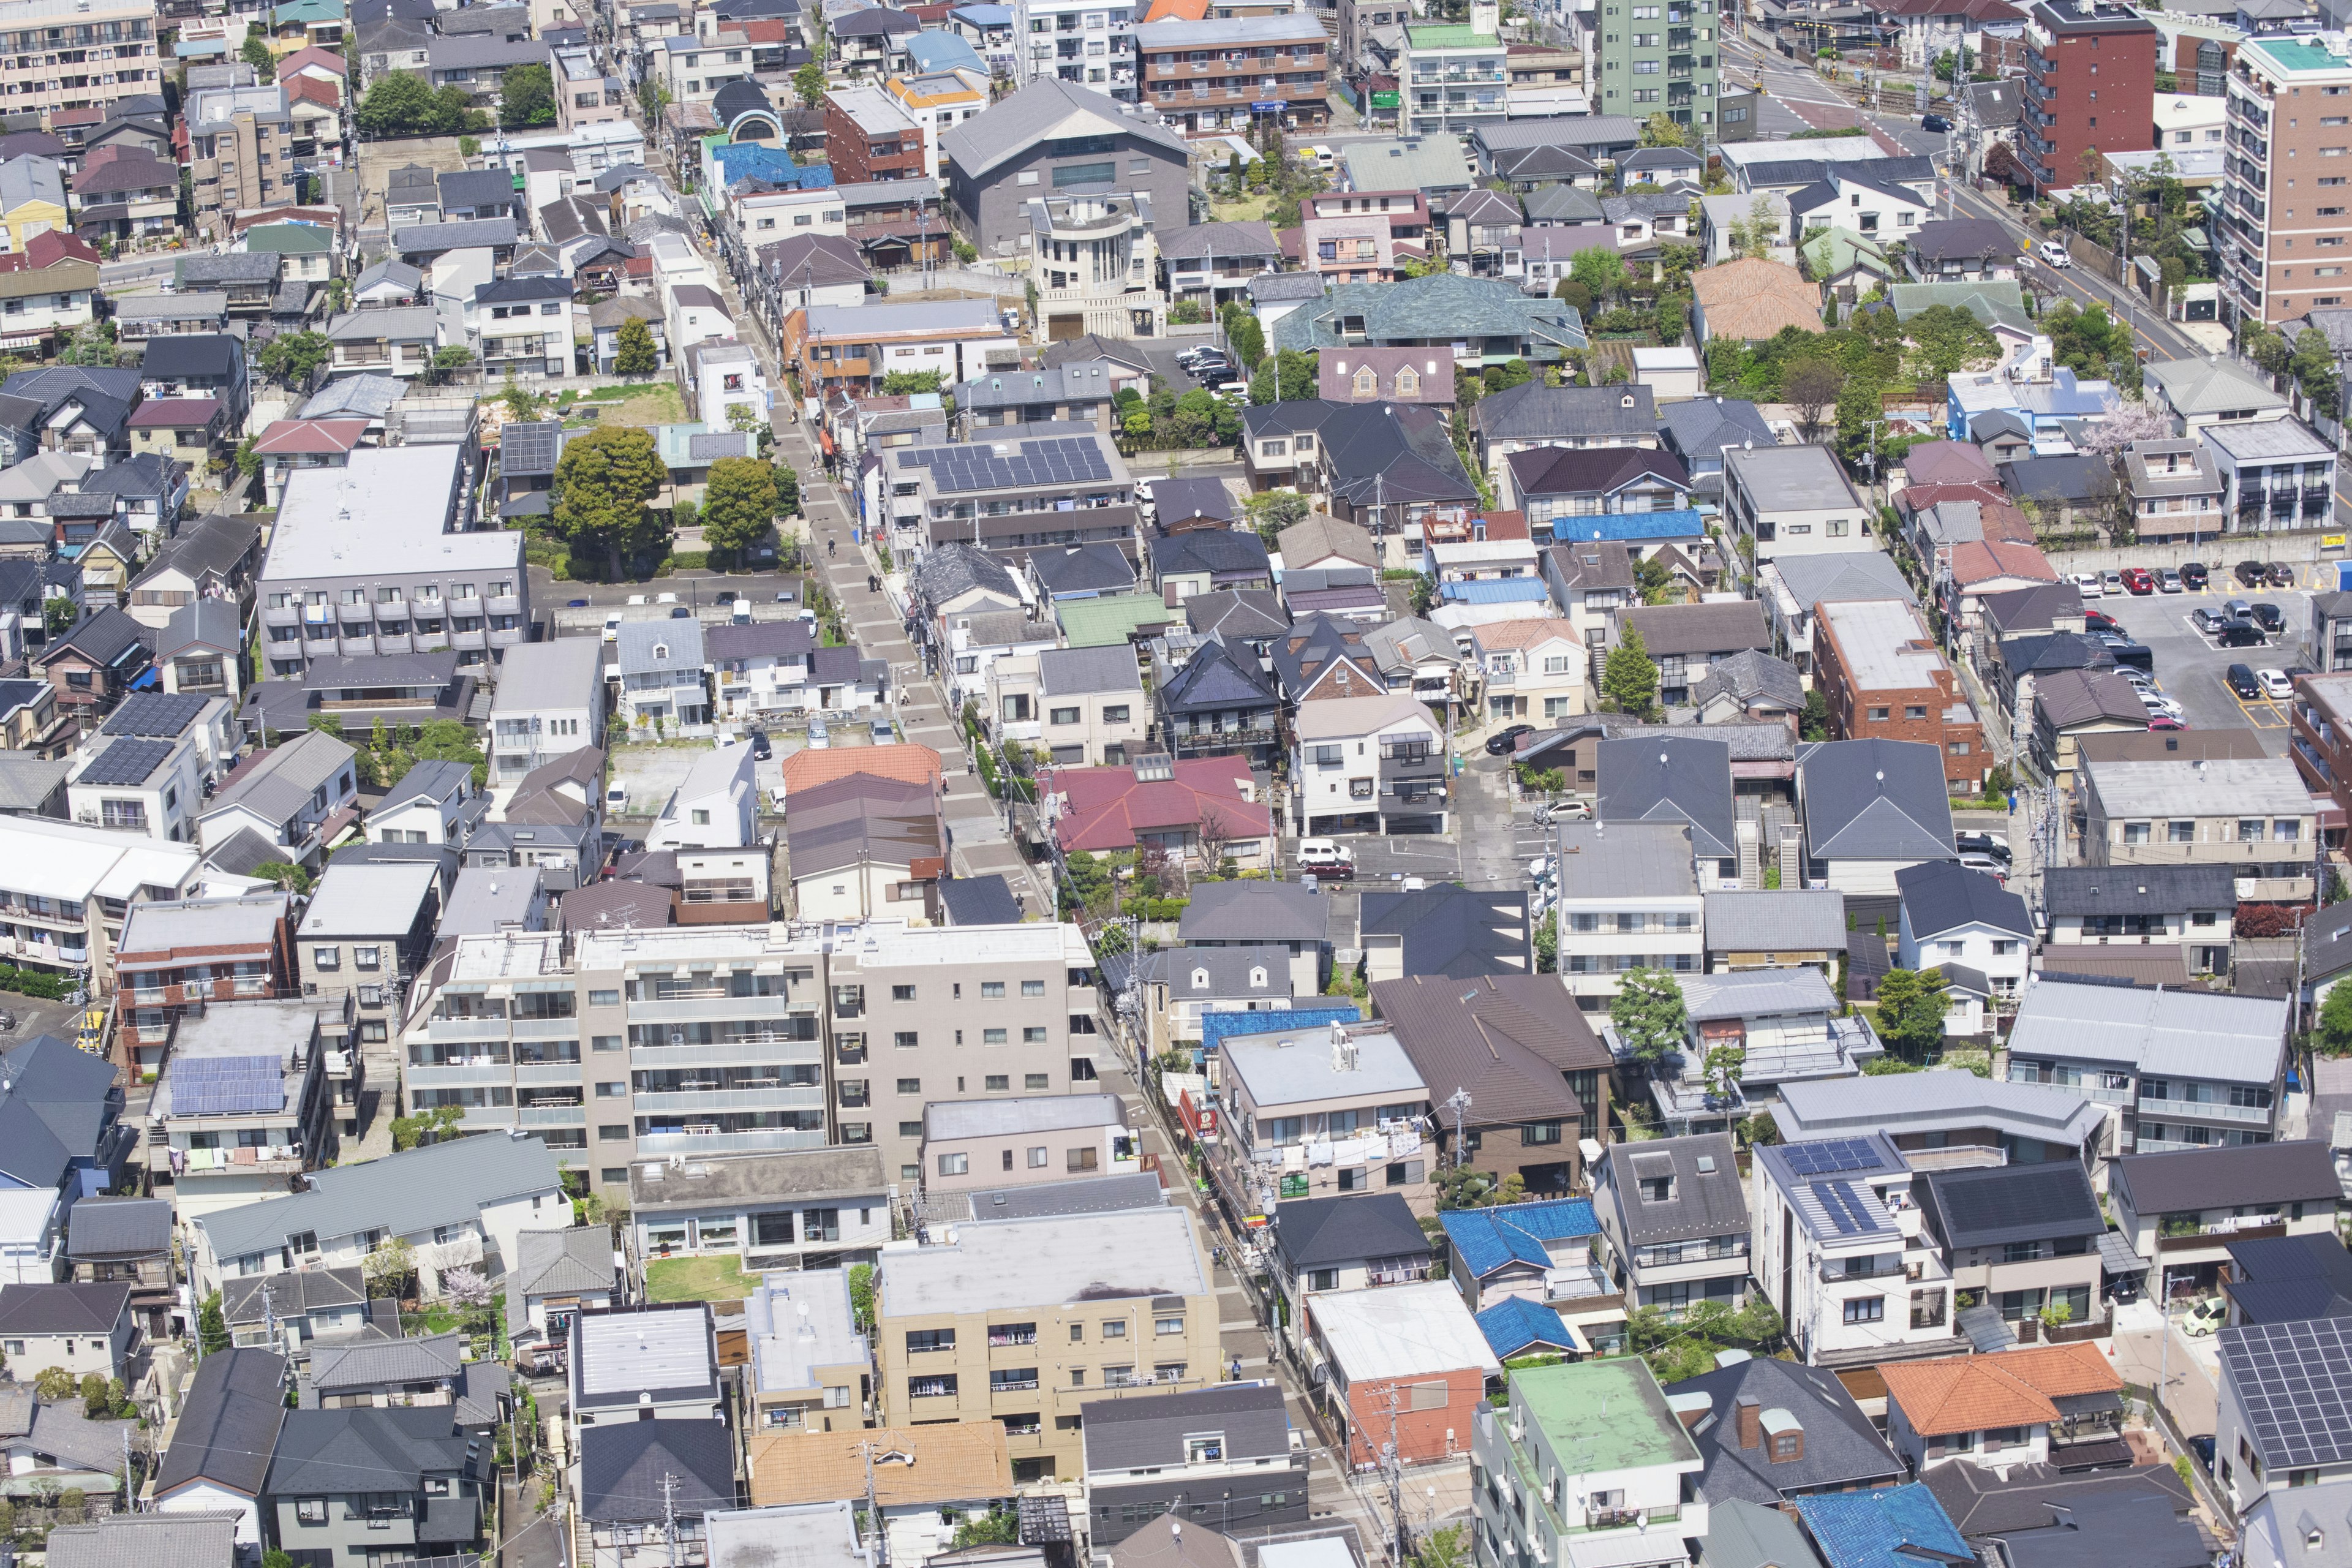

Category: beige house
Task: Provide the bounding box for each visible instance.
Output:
[1466,616,1585,726]
[918,1092,1140,1193]
[872,1207,1221,1483]
[985,646,1148,768]
[2078,753,2319,904]
[1210,1018,1433,1214]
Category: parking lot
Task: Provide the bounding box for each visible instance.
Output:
[2069,570,2313,755]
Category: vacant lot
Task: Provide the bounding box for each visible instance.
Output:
[556,383,688,431]
[646,1255,754,1303]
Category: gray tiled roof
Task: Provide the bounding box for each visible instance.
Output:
[1604,1132,1747,1243]
[1037,643,1140,696]
[307,1330,464,1394]
[940,77,1185,179]
[1702,889,1847,954]
[194,1133,563,1261]
[1177,879,1329,944]
[1557,820,1699,898]
[1798,738,1958,864]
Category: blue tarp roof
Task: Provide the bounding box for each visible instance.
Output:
[1539,508,1708,543]
[1439,578,1549,604]
[905,28,985,71]
[1439,1198,1599,1279]
[1476,1297,1579,1360]
[710,141,834,190]
[1790,1486,1971,1568]
[1199,1004,1360,1057]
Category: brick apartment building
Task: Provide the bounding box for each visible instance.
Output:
[111,891,296,1077]
[1812,597,1989,793]
[2291,671,2352,843]
[1134,13,1330,134]
[2222,36,2352,325]
[824,85,923,184]
[186,85,297,241]
[2018,0,2158,198]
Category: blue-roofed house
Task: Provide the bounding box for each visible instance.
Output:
[1438,578,1550,605]
[1476,1296,1583,1360]
[1438,1197,1623,1352]
[1947,366,2119,443]
[703,140,834,198]
[946,3,1017,74]
[1197,1004,1359,1065]
[1529,508,1709,552]
[905,29,986,74]
[1790,1485,1972,1568]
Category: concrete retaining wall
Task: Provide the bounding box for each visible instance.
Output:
[2040,526,2345,581]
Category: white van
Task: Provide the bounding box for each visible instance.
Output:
[1297,839,1354,881]
[602,612,624,643]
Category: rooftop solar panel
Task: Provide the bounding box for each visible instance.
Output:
[76,736,175,788]
[101,692,208,738]
[1816,1179,1871,1235]
[1782,1137,1882,1177]
[166,1052,285,1116]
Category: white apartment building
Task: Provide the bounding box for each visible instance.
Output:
[488,639,607,787]
[1750,1131,1953,1366]
[0,0,162,129]
[1555,820,1703,1011]
[1016,0,1134,96]
[0,813,203,991]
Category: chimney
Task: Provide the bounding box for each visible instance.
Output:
[1736,1395,1762,1450]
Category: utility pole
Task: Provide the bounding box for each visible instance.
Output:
[1444,1087,1472,1169]
[1379,1385,1409,1568]
[661,1472,680,1568]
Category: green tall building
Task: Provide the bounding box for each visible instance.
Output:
[1582,0,1721,135]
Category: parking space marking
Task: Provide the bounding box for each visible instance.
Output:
[2235,695,2291,728]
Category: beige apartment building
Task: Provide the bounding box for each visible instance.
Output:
[2077,753,2318,903]
[918,1092,1139,1193]
[407,919,1104,1195]
[0,0,160,129]
[2221,34,2352,324]
[872,1207,1221,1483]
[186,85,297,241]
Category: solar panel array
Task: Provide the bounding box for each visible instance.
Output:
[101,692,208,738]
[903,436,1111,496]
[1814,1180,1875,1237]
[77,737,174,788]
[167,1052,285,1117]
[502,420,562,476]
[1781,1137,1882,1177]
[2224,1318,2352,1467]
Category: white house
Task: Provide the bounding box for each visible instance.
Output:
[369,760,483,846]
[1556,820,1703,1012]
[646,742,758,851]
[1895,861,2034,1038]
[488,636,607,787]
[1722,445,1875,567]
[1750,1132,1955,1366]
[1466,616,1585,727]
[0,1281,137,1382]
[706,620,815,724]
[1289,693,1450,837]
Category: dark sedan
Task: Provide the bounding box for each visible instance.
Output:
[1485,723,1535,756]
[2236,559,2269,587]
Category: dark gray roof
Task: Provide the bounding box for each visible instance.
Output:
[1178,880,1328,944]
[1357,884,1529,977]
[2038,863,2232,919]
[1604,1133,1747,1244]
[1270,1193,1431,1269]
[1596,734,1736,861]
[2114,1140,2341,1216]
[1080,1382,1290,1474]
[1153,475,1237,524]
[1477,381,1655,442]
[1992,1491,2207,1568]
[155,1348,286,1498]
[577,1419,735,1523]
[1154,527,1268,582]
[439,168,518,211]
[0,1035,121,1189]
[0,1280,129,1333]
[1038,643,1141,697]
[1665,1355,1904,1505]
[911,540,1019,606]
[264,1405,475,1496]
[220,1267,366,1326]
[393,216,520,254]
[138,334,239,380]
[63,1196,171,1261]
[1915,1161,2103,1250]
[1896,861,2033,940]
[1799,739,1959,864]
[936,874,1022,926]
[1031,542,1136,597]
[1691,649,1804,713]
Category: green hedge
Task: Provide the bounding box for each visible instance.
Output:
[1120,895,1190,921]
[0,966,70,1000]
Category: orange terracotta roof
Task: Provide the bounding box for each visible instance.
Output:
[1691,258,1826,342]
[1878,1343,2120,1436]
[1144,0,1211,20]
[780,742,943,796]
[1948,538,2058,588]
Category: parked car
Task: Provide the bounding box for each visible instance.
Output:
[656,590,680,604]
[2121,567,2155,594]
[2181,560,2211,589]
[669,605,693,619]
[2266,561,2297,586]
[2183,1297,2230,1337]
[2236,559,2269,587]
[603,612,624,643]
[2224,597,2255,623]
[2218,620,2267,647]
[2084,609,2121,634]
[2158,568,2182,593]
[807,719,830,750]
[605,785,627,813]
[2137,689,2185,718]
[2073,571,2103,598]
[2038,238,2073,266]
[1485,722,1536,756]
[1297,839,1355,881]
[1921,112,1951,132]
[2260,668,2295,700]
[1954,831,2011,861]
[1959,853,2009,882]
[749,731,772,760]
[2191,606,2230,634]
[2101,570,2125,596]
[2252,601,2286,633]
[2147,715,2187,731]
[2227,662,2264,698]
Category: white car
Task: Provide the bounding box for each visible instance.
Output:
[807,719,830,750]
[602,612,623,643]
[2038,238,2074,268]
[2139,692,2186,720]
[2260,667,2295,700]
[605,785,627,813]
[2073,571,2103,598]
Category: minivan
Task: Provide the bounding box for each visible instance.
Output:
[2227,662,2264,698]
[1297,839,1354,881]
[2217,620,2266,648]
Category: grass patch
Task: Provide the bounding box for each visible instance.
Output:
[1208,196,1272,224]
[572,383,686,429]
[646,1254,754,1303]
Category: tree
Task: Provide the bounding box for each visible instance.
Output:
[426,345,475,385]
[1610,967,1688,1065]
[249,859,314,895]
[1872,967,1951,1056]
[1727,194,1779,261]
[240,30,273,72]
[1415,1525,1469,1568]
[793,60,827,108]
[390,1102,464,1153]
[235,436,262,480]
[32,1365,75,1401]
[2319,980,2352,1057]
[1638,112,1691,148]
[772,460,801,519]
[42,598,74,639]
[1904,303,2000,380]
[881,369,946,396]
[1784,358,1841,441]
[442,1265,494,1319]
[1703,1043,1745,1101]
[1241,488,1309,544]
[1227,312,1267,371]
[1602,624,1659,718]
[1569,246,1627,307]
[363,1237,417,1299]
[497,61,556,126]
[846,1262,876,1332]
[356,70,442,137]
[1801,686,1830,742]
[257,330,332,386]
[2080,398,2173,454]
[702,455,778,565]
[612,313,659,377]
[952,1512,1019,1550]
[552,425,668,579]
[197,1292,230,1354]
[1247,348,1317,404]
[2296,327,2343,421]
[1631,553,1677,605]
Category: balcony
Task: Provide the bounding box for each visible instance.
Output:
[633,1086,824,1113]
[510,1015,580,1039]
[635,1127,827,1156]
[627,992,791,1024]
[2139,1095,2269,1125]
[2158,1218,2285,1251]
[426,1016,513,1044]
[628,1037,818,1070]
[514,1061,583,1085]
[519,1104,586,1126]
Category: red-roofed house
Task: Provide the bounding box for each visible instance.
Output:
[0,228,97,350]
[276,45,349,86]
[130,399,229,467]
[1895,479,2035,579]
[1042,755,1274,869]
[1944,539,2059,642]
[251,418,371,508]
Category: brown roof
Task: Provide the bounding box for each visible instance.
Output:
[1691,258,1825,342]
[2034,946,2194,987]
[559,879,675,932]
[1948,539,2059,589]
[2073,729,2268,767]
[1367,974,1606,1127]
[1616,600,1771,658]
[2034,668,2149,731]
[747,1423,1012,1508]
[780,742,941,796]
[1878,1343,2120,1437]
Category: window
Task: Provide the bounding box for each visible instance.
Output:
[897,1078,921,1095]
[1022,979,1046,997]
[297,1501,328,1525]
[314,946,340,971]
[985,1074,1009,1091]
[353,945,381,970]
[982,981,1005,998]
[1842,1297,1885,1324]
[937,1152,969,1175]
[892,984,915,1001]
[1050,706,1080,725]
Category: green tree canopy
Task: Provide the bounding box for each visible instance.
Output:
[257,330,333,386]
[1602,624,1659,718]
[1226,312,1267,371]
[1570,246,1628,304]
[197,1292,230,1354]
[240,31,273,72]
[793,61,828,108]
[499,62,557,127]
[552,425,669,579]
[703,455,779,564]
[1610,967,1687,1063]
[2318,979,2352,1057]
[1905,303,2002,379]
[1638,112,1691,148]
[1873,967,1952,1056]
[356,70,466,136]
[772,460,801,519]
[2295,327,2343,420]
[1248,348,1317,404]
[1241,488,1309,543]
[613,313,659,377]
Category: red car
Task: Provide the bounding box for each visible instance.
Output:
[2121,567,2155,595]
[2148,715,2187,731]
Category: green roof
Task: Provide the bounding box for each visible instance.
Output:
[273,0,341,24]
[1056,592,1177,648]
[1888,278,2032,334]
[1798,226,1890,281]
[1507,1358,1701,1473]
[2245,36,2345,73]
[245,222,332,254]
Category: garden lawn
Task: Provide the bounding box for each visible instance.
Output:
[646,1254,755,1302]
[560,383,686,429]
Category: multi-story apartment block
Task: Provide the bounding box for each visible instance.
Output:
[1471,1359,1706,1568]
[1592,1133,1751,1319]
[824,85,923,184]
[1399,7,1504,137]
[1027,192,1166,342]
[1813,599,1987,794]
[1554,821,1703,1011]
[884,71,987,181]
[185,86,296,241]
[2221,36,2352,323]
[111,892,294,1079]
[2018,1,2158,198]
[486,639,606,787]
[152,995,343,1218]
[872,1207,1219,1482]
[1750,1133,1954,1366]
[1583,0,1720,133]
[875,426,1139,571]
[2078,752,2318,903]
[0,0,160,132]
[1016,0,1134,96]
[782,298,1016,400]
[554,46,626,135]
[2006,976,2287,1154]
[1134,13,1327,133]
[0,812,202,990]
[257,447,529,676]
[409,919,1101,1194]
